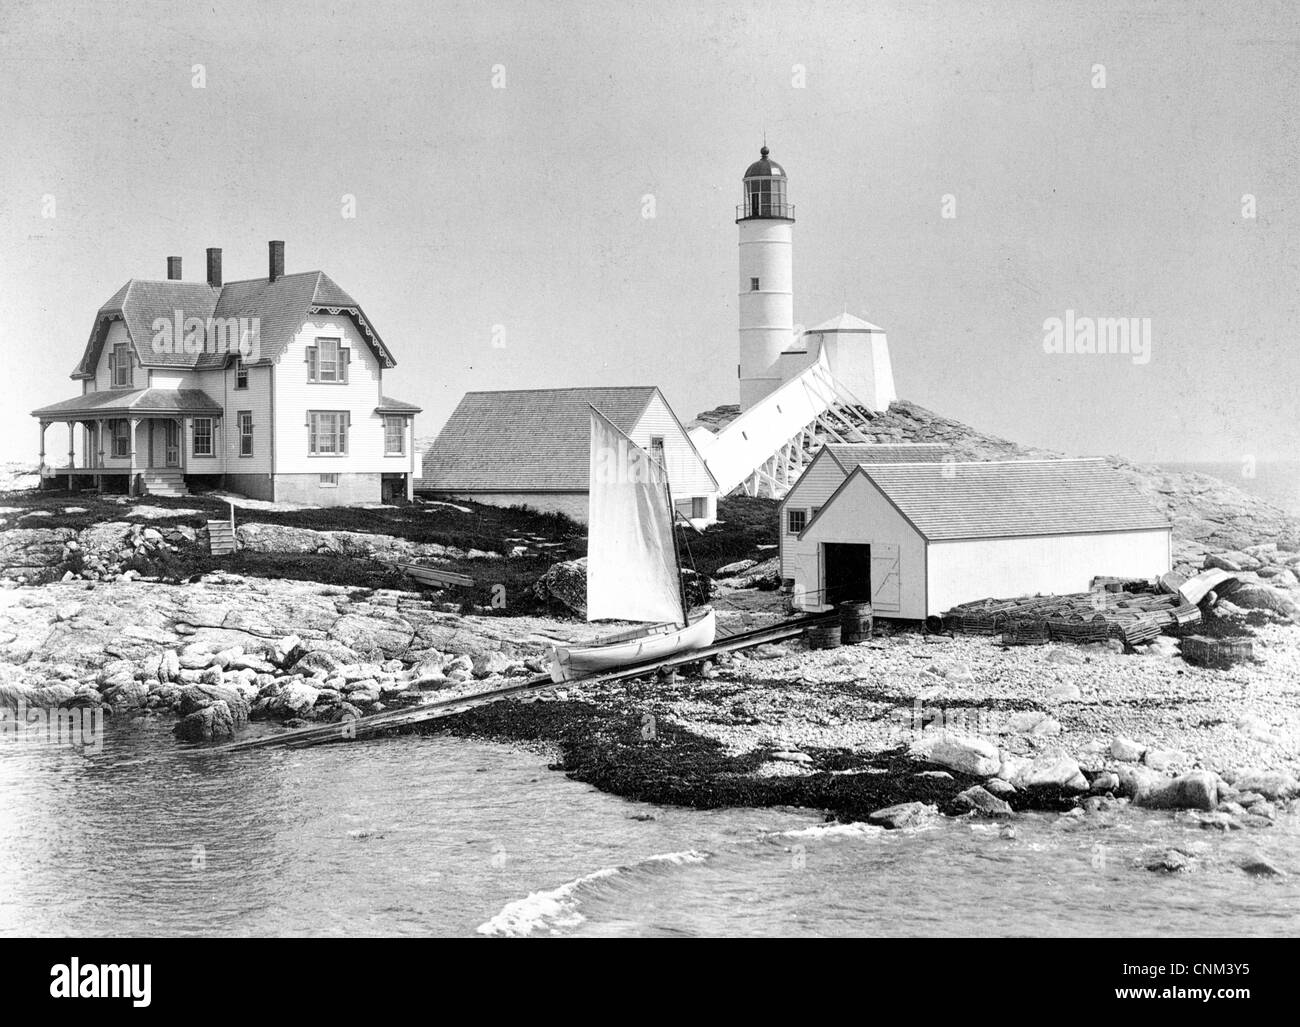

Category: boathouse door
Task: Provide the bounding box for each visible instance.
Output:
[869,543,901,614]
[822,543,872,607]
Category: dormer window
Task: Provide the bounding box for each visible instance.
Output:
[234,357,248,389]
[111,344,132,388]
[307,337,347,383]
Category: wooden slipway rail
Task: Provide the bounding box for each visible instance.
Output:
[203,612,837,754]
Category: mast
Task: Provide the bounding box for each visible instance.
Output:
[663,474,690,628]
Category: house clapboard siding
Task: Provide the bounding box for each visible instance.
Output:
[33,243,421,505]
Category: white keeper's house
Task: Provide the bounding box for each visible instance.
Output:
[787,457,1172,618]
[418,386,719,524]
[32,242,421,505]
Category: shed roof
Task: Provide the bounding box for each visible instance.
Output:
[804,312,884,333]
[805,458,1170,542]
[420,386,678,491]
[822,442,949,470]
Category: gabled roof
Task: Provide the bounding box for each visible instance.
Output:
[803,458,1170,542]
[33,388,223,419]
[72,271,394,378]
[420,386,694,492]
[822,442,949,471]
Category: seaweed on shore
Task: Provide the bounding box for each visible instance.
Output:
[407,699,1083,822]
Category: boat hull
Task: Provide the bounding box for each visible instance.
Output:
[549,610,717,683]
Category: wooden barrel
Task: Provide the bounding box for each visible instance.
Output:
[839,601,874,644]
[806,623,842,650]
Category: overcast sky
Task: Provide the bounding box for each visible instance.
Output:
[2,0,1296,464]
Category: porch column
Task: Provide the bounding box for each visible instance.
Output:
[37,420,48,476]
[96,420,105,468]
[128,417,141,497]
[67,422,80,492]
[406,417,415,501]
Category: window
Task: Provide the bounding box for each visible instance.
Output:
[811,506,822,520]
[193,417,214,457]
[238,411,253,457]
[111,344,132,388]
[110,419,130,458]
[787,509,807,534]
[650,436,665,469]
[308,411,349,455]
[234,358,248,389]
[319,473,338,487]
[384,415,406,456]
[691,497,707,519]
[307,338,347,383]
[750,277,760,291]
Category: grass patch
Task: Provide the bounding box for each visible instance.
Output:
[677,495,778,577]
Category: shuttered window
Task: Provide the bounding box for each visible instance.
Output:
[306,338,347,383]
[308,411,349,455]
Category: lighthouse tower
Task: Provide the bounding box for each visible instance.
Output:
[736,146,795,410]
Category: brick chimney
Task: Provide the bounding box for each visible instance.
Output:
[206,247,222,288]
[166,256,182,280]
[268,240,285,282]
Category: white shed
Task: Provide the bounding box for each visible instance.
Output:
[793,458,1172,618]
[779,442,950,592]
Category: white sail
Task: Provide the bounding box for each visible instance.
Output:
[586,407,685,625]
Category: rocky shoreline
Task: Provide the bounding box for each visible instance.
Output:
[1,572,1296,844]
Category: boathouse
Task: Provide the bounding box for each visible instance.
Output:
[788,457,1171,617]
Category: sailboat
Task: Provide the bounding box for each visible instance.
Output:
[548,407,717,683]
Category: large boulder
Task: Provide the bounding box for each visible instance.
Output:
[1221,582,1300,622]
[292,643,361,676]
[954,785,1013,817]
[867,802,939,830]
[534,558,588,616]
[101,679,150,710]
[272,681,321,717]
[0,528,76,575]
[1228,769,1300,801]
[174,700,235,742]
[1015,754,1089,792]
[234,523,327,554]
[25,682,77,708]
[177,684,250,725]
[472,651,515,679]
[911,732,1001,777]
[1135,770,1220,811]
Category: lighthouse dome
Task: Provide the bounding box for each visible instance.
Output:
[743,146,785,179]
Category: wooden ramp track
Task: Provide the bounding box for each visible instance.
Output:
[203,611,837,754]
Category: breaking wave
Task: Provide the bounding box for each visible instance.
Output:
[477,849,710,937]
[774,821,884,840]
